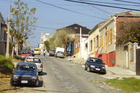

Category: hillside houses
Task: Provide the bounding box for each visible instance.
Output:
[82,11,140,72]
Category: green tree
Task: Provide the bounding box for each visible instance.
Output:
[116,20,140,45]
[56,28,75,56]
[10,0,37,56]
[44,40,50,52]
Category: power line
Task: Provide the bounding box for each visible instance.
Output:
[65,0,140,11]
[82,0,140,7]
[35,0,106,20]
[114,0,140,5]
[34,25,57,30]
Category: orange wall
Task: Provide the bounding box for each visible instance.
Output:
[108,51,115,67]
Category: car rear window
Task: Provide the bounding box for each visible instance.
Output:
[26,58,41,63]
[22,51,30,54]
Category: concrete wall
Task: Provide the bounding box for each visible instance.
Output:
[88,27,99,57]
[116,42,137,72]
[84,38,88,60]
[116,44,127,68]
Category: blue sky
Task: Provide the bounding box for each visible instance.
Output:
[0,0,140,50]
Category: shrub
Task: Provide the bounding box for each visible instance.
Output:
[0,55,14,75]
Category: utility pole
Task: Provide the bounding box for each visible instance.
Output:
[80,27,82,58]
[6,0,11,58]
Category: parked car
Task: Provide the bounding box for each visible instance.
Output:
[67,51,72,56]
[20,51,32,60]
[31,50,34,56]
[10,62,39,87]
[55,51,65,58]
[24,56,43,75]
[49,50,55,56]
[84,57,106,74]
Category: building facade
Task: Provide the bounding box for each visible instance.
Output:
[39,32,50,55]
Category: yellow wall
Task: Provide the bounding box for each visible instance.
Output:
[73,51,81,58]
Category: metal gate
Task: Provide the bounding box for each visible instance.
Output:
[136,49,140,75]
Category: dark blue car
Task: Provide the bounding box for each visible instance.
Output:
[10,62,39,87]
[84,57,106,74]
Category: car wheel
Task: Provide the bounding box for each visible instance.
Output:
[38,71,42,75]
[84,65,87,70]
[87,67,91,72]
[10,79,14,86]
[35,79,39,87]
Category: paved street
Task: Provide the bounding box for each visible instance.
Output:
[13,55,125,93]
[39,55,124,93]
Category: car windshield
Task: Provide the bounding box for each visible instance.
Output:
[26,57,41,63]
[15,64,36,72]
[34,49,39,51]
[91,58,103,64]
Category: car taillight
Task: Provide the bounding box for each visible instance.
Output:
[40,64,43,68]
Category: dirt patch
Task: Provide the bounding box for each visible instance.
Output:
[0,75,16,93]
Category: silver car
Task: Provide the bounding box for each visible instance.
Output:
[24,56,43,75]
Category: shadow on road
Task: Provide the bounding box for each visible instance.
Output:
[39,72,47,76]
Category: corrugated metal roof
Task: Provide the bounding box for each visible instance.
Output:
[115,11,140,17]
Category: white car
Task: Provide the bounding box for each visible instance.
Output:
[24,56,43,75]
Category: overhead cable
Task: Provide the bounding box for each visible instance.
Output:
[65,0,140,11]
[114,0,140,5]
[35,0,106,20]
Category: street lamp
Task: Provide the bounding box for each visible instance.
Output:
[6,0,11,58]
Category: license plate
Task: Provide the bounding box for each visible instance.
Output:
[96,68,100,71]
[21,80,28,83]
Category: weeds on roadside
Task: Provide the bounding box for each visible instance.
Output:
[106,77,140,92]
[0,55,14,75]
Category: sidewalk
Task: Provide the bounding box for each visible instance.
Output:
[65,57,140,79]
[103,66,140,79]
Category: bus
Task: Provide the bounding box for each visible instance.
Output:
[34,47,41,55]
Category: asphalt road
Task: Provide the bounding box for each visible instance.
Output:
[13,55,124,93]
[40,55,99,93]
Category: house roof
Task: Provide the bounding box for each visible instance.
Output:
[88,21,106,35]
[0,12,5,23]
[115,11,140,17]
[65,23,91,34]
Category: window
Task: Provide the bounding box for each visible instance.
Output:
[74,27,78,29]
[105,27,113,44]
[90,40,92,51]
[85,43,88,49]
[109,28,113,43]
[94,38,95,52]
[100,35,103,47]
[78,41,80,47]
[96,35,99,47]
